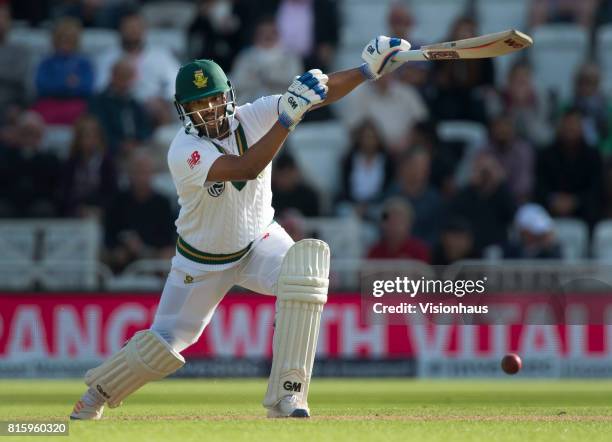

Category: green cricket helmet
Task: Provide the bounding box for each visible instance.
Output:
[174,59,236,138]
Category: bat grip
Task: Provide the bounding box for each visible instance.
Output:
[393,50,428,62]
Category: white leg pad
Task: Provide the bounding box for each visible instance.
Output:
[84,330,185,408]
[264,239,330,409]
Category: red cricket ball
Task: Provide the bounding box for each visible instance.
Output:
[501,353,522,375]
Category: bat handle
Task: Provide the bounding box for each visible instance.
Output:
[393,50,428,63]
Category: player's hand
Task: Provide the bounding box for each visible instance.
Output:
[278,69,328,131]
[360,35,411,80]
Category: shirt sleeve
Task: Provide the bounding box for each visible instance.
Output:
[168,143,224,190]
[236,94,281,138]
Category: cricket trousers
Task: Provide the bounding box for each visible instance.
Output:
[151,222,294,352]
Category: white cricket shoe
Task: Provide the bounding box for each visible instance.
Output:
[70,399,104,420]
[70,387,106,421]
[266,395,310,418]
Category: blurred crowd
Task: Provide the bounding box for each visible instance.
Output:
[0,0,612,272]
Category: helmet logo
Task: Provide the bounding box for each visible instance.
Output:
[193,69,208,88]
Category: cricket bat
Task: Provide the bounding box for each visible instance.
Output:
[393,29,533,62]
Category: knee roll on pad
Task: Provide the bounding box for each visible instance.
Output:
[84,329,185,408]
[264,239,330,409]
[275,239,330,303]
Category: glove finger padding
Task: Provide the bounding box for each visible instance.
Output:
[291,70,328,100]
[309,69,328,85]
[361,35,411,80]
[278,69,328,130]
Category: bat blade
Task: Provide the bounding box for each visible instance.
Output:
[393,29,533,62]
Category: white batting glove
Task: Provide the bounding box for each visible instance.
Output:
[360,36,411,80]
[278,69,329,131]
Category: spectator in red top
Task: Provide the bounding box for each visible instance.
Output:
[367,197,431,262]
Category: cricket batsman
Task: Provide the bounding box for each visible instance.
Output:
[70,35,410,419]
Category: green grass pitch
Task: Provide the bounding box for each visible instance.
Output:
[1,379,612,442]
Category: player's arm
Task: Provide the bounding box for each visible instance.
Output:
[207,122,290,181]
[207,70,329,182]
[310,67,365,109]
[312,36,411,110]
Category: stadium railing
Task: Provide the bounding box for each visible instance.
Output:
[36,258,612,293]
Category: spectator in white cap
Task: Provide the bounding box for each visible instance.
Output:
[503,203,562,259]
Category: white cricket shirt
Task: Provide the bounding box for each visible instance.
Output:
[167,94,281,271]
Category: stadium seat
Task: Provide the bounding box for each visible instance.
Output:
[142,1,197,29]
[302,216,365,259]
[0,220,103,290]
[106,274,165,291]
[410,0,469,45]
[42,125,73,159]
[596,24,612,95]
[475,0,529,86]
[287,122,350,198]
[475,0,528,35]
[0,262,37,290]
[81,28,120,61]
[0,221,38,263]
[7,27,51,60]
[8,27,51,99]
[106,258,170,290]
[593,220,612,261]
[530,25,589,102]
[38,219,102,290]
[0,221,59,289]
[340,0,392,49]
[436,121,487,186]
[553,218,589,260]
[444,258,600,291]
[146,28,187,60]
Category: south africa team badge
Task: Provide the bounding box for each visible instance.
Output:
[207,181,225,197]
